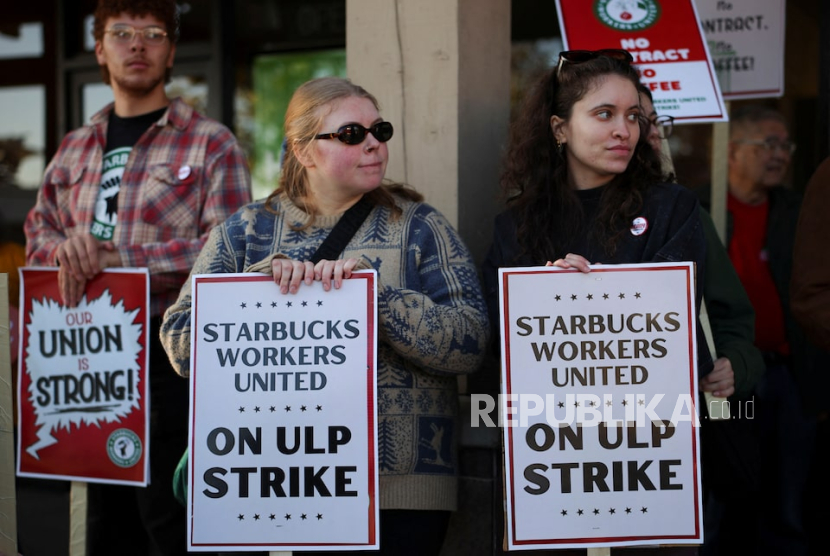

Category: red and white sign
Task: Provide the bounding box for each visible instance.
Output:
[188,271,379,551]
[17,267,150,485]
[499,263,702,550]
[696,0,786,99]
[556,0,727,122]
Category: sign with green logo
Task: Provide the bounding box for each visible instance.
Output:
[594,0,661,31]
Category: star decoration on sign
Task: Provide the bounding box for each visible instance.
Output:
[588,400,596,407]
[286,301,293,308]
[316,405,323,411]
[574,401,580,407]
[254,406,260,413]
[625,507,632,514]
[316,514,323,520]
[577,509,584,516]
[301,405,307,412]
[558,401,564,408]
[571,294,577,301]
[603,293,609,299]
[593,509,600,515]
[271,301,277,308]
[606,400,613,407]
[618,293,625,299]
[269,514,276,520]
[238,514,244,521]
[317,300,323,306]
[238,406,245,413]
[638,399,645,406]
[301,301,308,307]
[285,514,291,520]
[635,292,641,299]
[254,514,260,521]
[561,509,568,516]
[555,295,561,301]
[609,508,616,515]
[622,399,628,406]
[270,406,276,412]
[285,406,291,412]
[240,302,247,309]
[587,294,593,300]
[256,302,262,308]
[301,514,308,521]
[641,507,648,514]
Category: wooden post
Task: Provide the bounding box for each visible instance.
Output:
[710,101,732,242]
[69,481,87,556]
[0,274,18,556]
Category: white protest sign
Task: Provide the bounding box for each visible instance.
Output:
[188,271,378,552]
[696,0,786,99]
[499,263,702,550]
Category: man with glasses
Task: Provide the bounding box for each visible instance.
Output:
[640,86,765,555]
[703,104,819,556]
[24,1,251,554]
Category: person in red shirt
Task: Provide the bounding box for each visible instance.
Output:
[707,105,816,556]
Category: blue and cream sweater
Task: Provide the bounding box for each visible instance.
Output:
[161,192,489,511]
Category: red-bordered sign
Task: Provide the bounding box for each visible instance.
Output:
[17,267,150,485]
[499,263,702,550]
[556,0,727,122]
[187,271,379,551]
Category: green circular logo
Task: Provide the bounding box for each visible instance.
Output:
[107,428,142,468]
[595,0,661,31]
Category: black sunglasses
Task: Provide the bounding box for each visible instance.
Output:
[556,49,634,75]
[314,121,394,145]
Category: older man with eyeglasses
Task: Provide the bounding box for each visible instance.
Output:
[697,104,823,556]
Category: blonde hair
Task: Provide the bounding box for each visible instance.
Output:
[265,77,421,228]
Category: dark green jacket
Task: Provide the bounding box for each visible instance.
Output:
[699,185,830,414]
[697,207,764,400]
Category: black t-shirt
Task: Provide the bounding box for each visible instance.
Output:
[91,106,167,241]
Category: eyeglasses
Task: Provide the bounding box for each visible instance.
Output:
[314,122,394,145]
[733,138,796,155]
[642,114,675,139]
[556,49,634,75]
[105,25,169,46]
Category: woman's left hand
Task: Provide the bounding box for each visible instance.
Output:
[699,357,735,398]
[547,253,593,273]
[314,258,361,291]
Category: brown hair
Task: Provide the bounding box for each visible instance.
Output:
[93,0,178,85]
[266,77,422,229]
[501,54,664,262]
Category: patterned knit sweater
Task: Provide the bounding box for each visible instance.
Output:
[160,192,489,511]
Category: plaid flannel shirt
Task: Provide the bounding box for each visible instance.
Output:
[25,98,252,316]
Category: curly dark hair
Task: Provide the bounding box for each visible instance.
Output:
[501,54,665,263]
[93,0,178,85]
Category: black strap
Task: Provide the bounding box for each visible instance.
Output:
[309,196,374,263]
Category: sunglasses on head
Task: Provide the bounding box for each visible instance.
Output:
[556,49,634,75]
[314,121,394,145]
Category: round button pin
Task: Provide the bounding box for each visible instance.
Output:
[177,165,191,181]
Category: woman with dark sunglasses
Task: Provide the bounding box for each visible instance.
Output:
[161,76,489,555]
